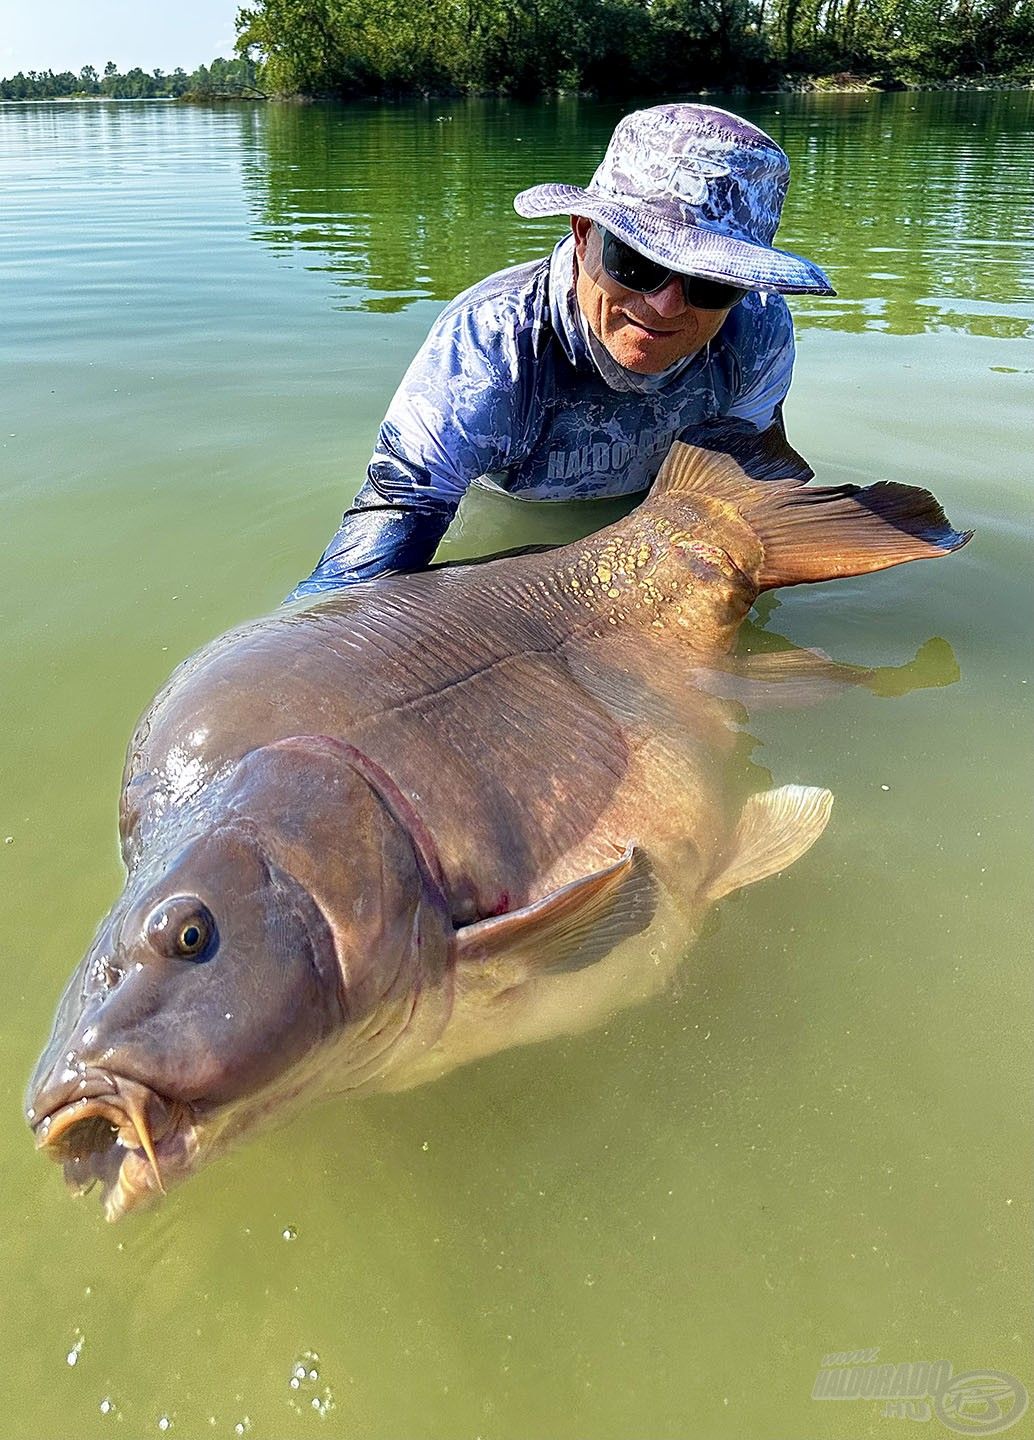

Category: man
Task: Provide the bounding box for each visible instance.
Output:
[288,103,834,599]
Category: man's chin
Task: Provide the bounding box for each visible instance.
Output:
[603,322,699,374]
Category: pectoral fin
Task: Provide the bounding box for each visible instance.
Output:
[454,844,655,979]
[705,785,833,902]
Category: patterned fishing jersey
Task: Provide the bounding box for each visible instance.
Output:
[292,233,799,596]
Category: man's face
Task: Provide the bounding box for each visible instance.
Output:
[572,216,735,375]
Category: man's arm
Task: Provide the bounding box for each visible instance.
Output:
[284,482,456,601]
[286,282,535,602]
[723,292,796,433]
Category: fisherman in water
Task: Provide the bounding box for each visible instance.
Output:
[288,103,834,599]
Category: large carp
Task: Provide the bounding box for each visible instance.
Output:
[27,437,969,1219]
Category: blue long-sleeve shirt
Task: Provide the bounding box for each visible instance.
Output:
[291,234,800,597]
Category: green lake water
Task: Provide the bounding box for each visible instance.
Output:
[1,92,1032,1439]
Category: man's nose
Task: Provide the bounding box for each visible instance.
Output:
[644,276,690,319]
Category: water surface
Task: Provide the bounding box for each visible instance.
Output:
[1,92,1031,1440]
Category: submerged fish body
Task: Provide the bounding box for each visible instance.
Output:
[27,437,970,1218]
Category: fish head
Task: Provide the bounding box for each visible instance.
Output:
[28,735,453,1220]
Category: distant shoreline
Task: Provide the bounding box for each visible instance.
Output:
[3,76,1032,104]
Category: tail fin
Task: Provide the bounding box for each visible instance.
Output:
[651,433,972,590]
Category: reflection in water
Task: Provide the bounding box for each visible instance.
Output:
[237,90,1034,337]
[773,91,1034,338]
[736,623,961,698]
[239,97,614,313]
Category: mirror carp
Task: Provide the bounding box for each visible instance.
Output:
[27,435,970,1218]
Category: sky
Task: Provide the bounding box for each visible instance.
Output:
[0,1,243,78]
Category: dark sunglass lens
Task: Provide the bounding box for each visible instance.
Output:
[682,275,750,309]
[599,229,750,308]
[600,230,671,293]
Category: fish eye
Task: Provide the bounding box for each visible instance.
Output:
[177,919,208,956]
[145,897,218,962]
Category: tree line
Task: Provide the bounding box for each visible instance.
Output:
[0,57,261,102]
[3,0,1031,103]
[232,0,1034,96]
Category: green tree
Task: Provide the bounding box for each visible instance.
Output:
[1,0,1031,99]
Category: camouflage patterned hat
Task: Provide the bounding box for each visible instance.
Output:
[514,103,835,296]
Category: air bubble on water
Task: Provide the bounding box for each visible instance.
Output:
[310,1390,335,1418]
[288,1352,332,1416]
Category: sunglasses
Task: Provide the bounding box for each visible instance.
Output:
[597,226,750,310]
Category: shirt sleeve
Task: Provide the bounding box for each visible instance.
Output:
[286,287,537,599]
[284,496,455,601]
[723,293,796,432]
[367,292,535,508]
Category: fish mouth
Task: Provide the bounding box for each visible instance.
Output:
[31,1071,198,1222]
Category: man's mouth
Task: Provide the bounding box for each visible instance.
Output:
[30,1070,197,1221]
[620,314,681,338]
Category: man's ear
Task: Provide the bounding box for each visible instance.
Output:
[571,214,593,260]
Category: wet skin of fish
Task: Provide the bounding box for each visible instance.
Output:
[27,437,970,1219]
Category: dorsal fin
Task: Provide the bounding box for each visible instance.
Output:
[652,421,813,495]
[648,436,972,590]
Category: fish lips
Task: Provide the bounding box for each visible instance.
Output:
[29,1067,199,1221]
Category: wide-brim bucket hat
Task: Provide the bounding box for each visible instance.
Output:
[514,103,835,297]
